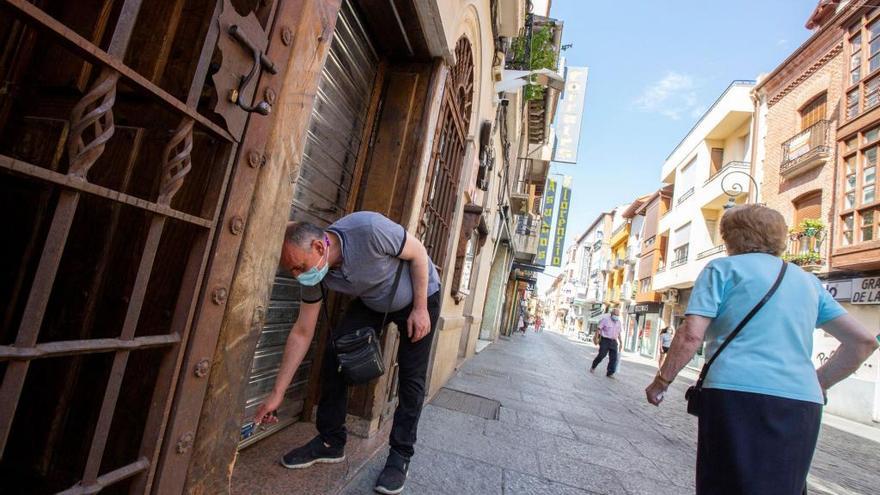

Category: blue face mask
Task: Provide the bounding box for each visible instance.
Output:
[610,315,619,321]
[296,244,329,286]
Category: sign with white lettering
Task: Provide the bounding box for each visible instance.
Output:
[823,280,853,301]
[851,277,880,304]
[552,67,589,164]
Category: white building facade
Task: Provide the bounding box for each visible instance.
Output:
[653,80,757,367]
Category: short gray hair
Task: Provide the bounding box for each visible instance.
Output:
[284,221,324,249]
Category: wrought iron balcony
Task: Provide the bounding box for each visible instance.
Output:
[670,257,688,268]
[696,244,726,260]
[781,120,831,178]
[670,244,690,268]
[676,187,695,205]
[705,161,750,185]
[783,231,825,273]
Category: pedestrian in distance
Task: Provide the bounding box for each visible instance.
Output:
[644,205,879,495]
[658,327,673,368]
[517,312,526,335]
[253,211,442,495]
[590,308,623,377]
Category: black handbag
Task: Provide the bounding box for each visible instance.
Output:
[685,260,788,417]
[322,261,404,385]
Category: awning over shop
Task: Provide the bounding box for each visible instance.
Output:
[511,261,546,273]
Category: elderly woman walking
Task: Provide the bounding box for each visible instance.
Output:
[644,205,878,495]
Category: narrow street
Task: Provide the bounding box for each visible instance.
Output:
[341,331,880,495]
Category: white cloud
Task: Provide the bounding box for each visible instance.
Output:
[632,71,703,120]
[777,39,788,47]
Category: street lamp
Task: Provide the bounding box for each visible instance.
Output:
[720,170,760,210]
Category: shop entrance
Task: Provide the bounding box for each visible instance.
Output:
[238,0,380,448]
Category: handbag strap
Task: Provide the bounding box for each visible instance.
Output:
[693,259,788,391]
[320,259,405,339]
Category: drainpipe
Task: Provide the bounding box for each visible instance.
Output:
[748,88,761,204]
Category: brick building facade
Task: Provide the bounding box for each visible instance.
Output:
[753,5,844,272]
[754,0,880,424]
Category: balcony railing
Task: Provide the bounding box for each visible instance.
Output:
[781,120,831,177]
[783,231,824,272]
[515,213,539,235]
[676,187,695,205]
[696,244,726,259]
[670,257,688,268]
[504,14,533,71]
[705,161,750,185]
[670,244,689,268]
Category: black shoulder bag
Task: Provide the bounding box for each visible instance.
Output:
[322,262,404,385]
[685,260,787,417]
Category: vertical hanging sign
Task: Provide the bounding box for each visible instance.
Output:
[551,176,573,267]
[553,67,589,164]
[535,178,558,266]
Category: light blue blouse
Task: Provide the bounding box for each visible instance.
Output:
[686,253,846,404]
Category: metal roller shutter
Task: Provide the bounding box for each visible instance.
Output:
[239,0,378,447]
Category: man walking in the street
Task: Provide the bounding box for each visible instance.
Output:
[253,211,441,495]
[590,308,622,377]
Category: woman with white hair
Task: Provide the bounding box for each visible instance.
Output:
[644,204,878,495]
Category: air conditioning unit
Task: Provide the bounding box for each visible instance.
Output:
[663,288,679,304]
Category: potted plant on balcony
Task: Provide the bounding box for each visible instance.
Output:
[783,251,823,269]
[509,22,558,101]
[784,219,825,272]
[799,218,824,237]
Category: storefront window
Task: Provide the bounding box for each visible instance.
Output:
[639,315,659,359]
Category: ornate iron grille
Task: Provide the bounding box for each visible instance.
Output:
[0,0,286,492]
[419,37,474,268]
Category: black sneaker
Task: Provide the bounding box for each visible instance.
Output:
[281,436,345,469]
[374,451,409,494]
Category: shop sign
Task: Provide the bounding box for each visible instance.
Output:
[535,178,557,266]
[851,277,880,304]
[551,176,573,267]
[552,67,589,163]
[633,302,661,314]
[823,280,852,301]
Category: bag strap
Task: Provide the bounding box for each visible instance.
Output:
[379,260,405,337]
[320,259,405,339]
[693,260,788,391]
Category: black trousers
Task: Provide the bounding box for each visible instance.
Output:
[697,388,822,495]
[316,291,441,460]
[591,337,618,375]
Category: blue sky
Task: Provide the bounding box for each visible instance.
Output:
[537,0,819,289]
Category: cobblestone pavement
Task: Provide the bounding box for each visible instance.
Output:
[340,331,880,494]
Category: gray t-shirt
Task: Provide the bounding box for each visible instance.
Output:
[301,211,441,312]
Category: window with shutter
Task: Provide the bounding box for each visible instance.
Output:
[794,191,822,224]
[800,93,827,130]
